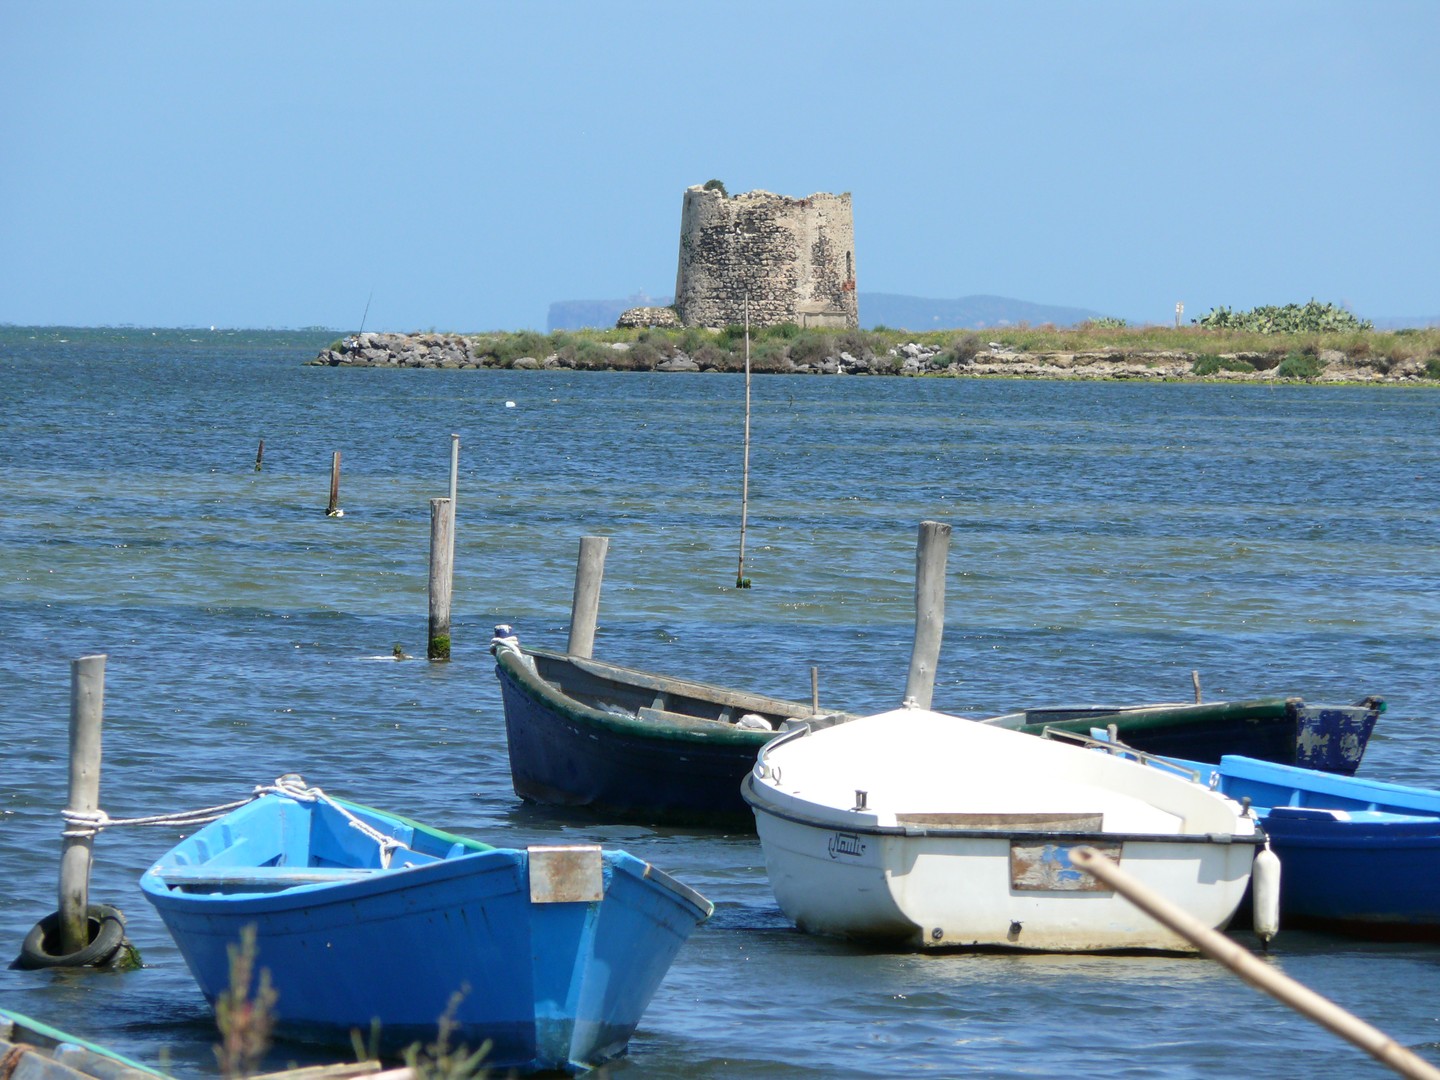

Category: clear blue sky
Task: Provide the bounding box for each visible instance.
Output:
[3,1,1436,331]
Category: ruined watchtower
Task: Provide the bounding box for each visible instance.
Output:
[672,185,857,329]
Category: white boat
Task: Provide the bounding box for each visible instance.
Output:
[742,705,1267,952]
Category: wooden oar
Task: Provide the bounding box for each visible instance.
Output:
[1070,846,1440,1080]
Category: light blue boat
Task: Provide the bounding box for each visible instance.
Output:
[0,1007,169,1079]
[139,779,712,1074]
[1160,754,1440,939]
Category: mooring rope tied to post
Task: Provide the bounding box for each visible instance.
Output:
[60,774,409,867]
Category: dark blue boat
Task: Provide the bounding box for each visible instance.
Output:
[983,696,1384,775]
[139,779,712,1074]
[492,629,1384,825]
[1162,754,1440,939]
[492,633,846,825]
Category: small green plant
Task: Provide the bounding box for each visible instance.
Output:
[1196,300,1372,334]
[1192,354,1255,376]
[1086,317,1129,329]
[1424,357,1440,380]
[490,330,548,366]
[787,330,835,368]
[944,332,982,366]
[402,986,492,1079]
[702,178,728,196]
[1276,351,1324,380]
[750,339,790,372]
[215,925,278,1079]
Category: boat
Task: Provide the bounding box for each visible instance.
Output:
[980,695,1384,775]
[742,705,1268,952]
[491,627,851,824]
[493,624,1382,822]
[139,776,712,1075]
[1155,753,1440,940]
[0,1007,169,1080]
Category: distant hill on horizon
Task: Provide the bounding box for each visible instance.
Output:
[547,292,1114,332]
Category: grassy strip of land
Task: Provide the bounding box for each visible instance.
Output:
[447,323,1440,380]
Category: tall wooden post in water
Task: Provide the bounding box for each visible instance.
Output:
[325,452,342,517]
[903,521,952,710]
[428,498,454,660]
[568,536,609,658]
[58,654,105,955]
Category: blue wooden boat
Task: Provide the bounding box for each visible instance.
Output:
[1158,754,1440,939]
[0,1007,169,1079]
[139,778,712,1074]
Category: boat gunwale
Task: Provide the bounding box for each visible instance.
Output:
[141,794,712,919]
[999,696,1301,736]
[496,643,826,747]
[740,774,1266,846]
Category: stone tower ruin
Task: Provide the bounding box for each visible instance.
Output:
[672,185,857,329]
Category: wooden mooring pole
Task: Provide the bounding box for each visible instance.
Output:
[58,655,105,955]
[568,536,609,658]
[326,452,343,517]
[254,439,264,472]
[427,498,454,660]
[903,521,952,710]
[1072,846,1440,1080]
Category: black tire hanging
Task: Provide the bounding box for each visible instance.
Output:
[13,904,128,969]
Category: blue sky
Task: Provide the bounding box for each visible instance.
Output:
[3,1,1436,331]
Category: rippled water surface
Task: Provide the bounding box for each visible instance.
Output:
[3,327,1440,1077]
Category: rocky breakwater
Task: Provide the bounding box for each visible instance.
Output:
[310,334,1434,383]
[310,332,478,368]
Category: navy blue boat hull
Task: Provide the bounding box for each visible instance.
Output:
[495,659,767,824]
[1168,755,1440,939]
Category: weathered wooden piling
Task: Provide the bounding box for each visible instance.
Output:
[1192,669,1202,703]
[427,497,454,660]
[567,536,609,658]
[58,654,105,955]
[903,520,952,710]
[326,452,343,517]
[255,439,265,472]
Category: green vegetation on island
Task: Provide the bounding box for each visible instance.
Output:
[316,301,1440,382]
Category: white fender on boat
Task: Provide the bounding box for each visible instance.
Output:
[1252,843,1281,946]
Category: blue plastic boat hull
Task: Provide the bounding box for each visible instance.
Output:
[1170,755,1440,938]
[139,792,711,1073]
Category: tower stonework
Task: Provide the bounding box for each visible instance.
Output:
[673,186,857,329]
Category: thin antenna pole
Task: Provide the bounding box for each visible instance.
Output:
[358,289,374,335]
[736,293,752,588]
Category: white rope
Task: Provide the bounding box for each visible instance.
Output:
[61,797,258,838]
[59,773,412,868]
[261,774,409,868]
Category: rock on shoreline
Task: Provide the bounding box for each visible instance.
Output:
[310,333,1434,383]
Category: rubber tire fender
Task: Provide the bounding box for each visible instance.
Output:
[15,904,127,969]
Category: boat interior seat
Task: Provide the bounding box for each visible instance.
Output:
[637,706,744,731]
[153,865,382,888]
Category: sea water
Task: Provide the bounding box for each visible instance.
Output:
[2,327,1439,1077]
